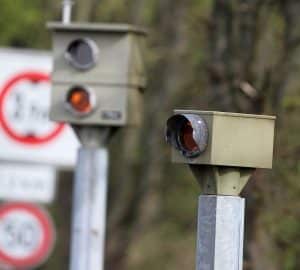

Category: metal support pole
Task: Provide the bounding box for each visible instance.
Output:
[70,148,108,270]
[62,0,73,24]
[196,195,245,270]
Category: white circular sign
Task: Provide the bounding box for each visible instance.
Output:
[3,80,55,137]
[0,210,43,258]
[0,203,55,269]
[0,72,64,145]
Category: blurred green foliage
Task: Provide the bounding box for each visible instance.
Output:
[0,0,53,48]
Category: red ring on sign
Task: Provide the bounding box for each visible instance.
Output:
[0,202,55,268]
[0,72,65,145]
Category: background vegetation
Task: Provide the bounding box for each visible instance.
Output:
[0,0,299,269]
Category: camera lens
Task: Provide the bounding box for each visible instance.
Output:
[166,114,208,158]
[65,86,95,116]
[179,121,199,153]
[65,38,98,70]
[176,119,201,157]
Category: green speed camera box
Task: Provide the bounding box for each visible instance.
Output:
[172,110,276,169]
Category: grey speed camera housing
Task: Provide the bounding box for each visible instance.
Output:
[48,22,147,126]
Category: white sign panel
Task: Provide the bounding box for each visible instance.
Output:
[0,164,56,204]
[0,48,79,167]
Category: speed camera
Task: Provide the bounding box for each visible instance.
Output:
[166,110,276,169]
[47,22,147,126]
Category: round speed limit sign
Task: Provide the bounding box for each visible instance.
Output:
[0,71,64,145]
[0,203,55,268]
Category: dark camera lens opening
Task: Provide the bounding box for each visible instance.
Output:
[66,38,98,70]
[166,114,208,158]
[177,120,200,157]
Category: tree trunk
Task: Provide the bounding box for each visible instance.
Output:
[209,1,300,269]
[75,0,98,22]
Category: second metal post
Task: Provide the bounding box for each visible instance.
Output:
[70,148,108,270]
[196,195,245,270]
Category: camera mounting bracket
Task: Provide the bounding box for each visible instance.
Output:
[189,165,254,196]
[72,125,118,147]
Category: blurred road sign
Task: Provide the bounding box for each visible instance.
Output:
[0,163,56,204]
[0,48,79,167]
[0,72,65,145]
[0,203,55,269]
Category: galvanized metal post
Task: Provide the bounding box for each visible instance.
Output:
[62,0,73,24]
[70,147,108,270]
[196,195,245,270]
